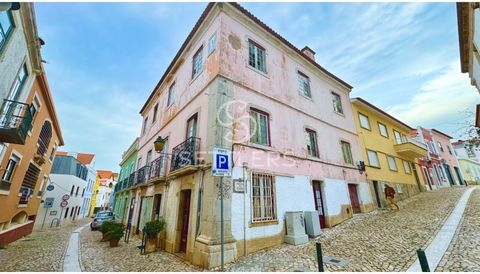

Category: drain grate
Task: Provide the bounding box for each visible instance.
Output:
[323,256,349,267]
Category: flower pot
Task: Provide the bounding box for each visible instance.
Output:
[101,232,109,242]
[145,237,157,254]
[109,238,120,247]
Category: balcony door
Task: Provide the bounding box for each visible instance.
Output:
[186,114,197,139]
[312,181,326,228]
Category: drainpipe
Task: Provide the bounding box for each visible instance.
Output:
[195,169,205,238]
[242,163,247,256]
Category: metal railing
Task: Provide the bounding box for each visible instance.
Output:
[396,136,427,149]
[0,99,33,144]
[170,137,200,172]
[135,166,149,185]
[149,155,167,180]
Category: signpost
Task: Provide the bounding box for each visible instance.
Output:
[46,185,54,191]
[62,194,70,201]
[212,147,232,271]
[60,200,68,208]
[41,197,55,229]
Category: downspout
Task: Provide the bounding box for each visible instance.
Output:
[242,164,247,256]
[195,168,205,238]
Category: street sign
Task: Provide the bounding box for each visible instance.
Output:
[60,200,68,208]
[46,185,54,191]
[44,197,54,208]
[62,194,70,201]
[212,147,232,177]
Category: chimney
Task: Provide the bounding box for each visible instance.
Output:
[301,46,316,61]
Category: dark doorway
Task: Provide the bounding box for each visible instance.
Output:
[443,164,454,186]
[179,190,192,253]
[136,196,144,235]
[312,181,326,228]
[372,181,382,208]
[348,184,361,214]
[454,166,464,185]
[411,163,423,192]
[153,194,162,220]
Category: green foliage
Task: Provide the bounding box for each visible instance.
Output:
[99,221,115,233]
[144,218,166,239]
[0,244,6,249]
[107,222,125,240]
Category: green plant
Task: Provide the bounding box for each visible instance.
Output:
[144,218,166,239]
[107,222,125,240]
[99,221,115,234]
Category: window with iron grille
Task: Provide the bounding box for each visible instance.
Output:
[248,40,266,73]
[297,71,311,98]
[37,121,52,156]
[192,46,203,78]
[251,173,276,222]
[305,128,318,157]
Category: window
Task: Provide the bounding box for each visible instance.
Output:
[8,64,28,101]
[37,121,52,156]
[2,154,19,182]
[81,188,85,197]
[251,173,276,222]
[250,108,270,146]
[0,11,14,52]
[70,185,75,195]
[146,150,152,166]
[186,114,198,138]
[332,92,343,114]
[167,82,175,107]
[437,142,444,152]
[30,96,41,121]
[367,150,380,167]
[192,46,203,78]
[49,145,57,162]
[297,71,311,98]
[378,123,388,138]
[137,157,142,169]
[387,155,398,171]
[393,130,403,144]
[447,145,453,155]
[341,141,353,165]
[142,117,148,135]
[358,113,371,130]
[395,184,403,194]
[305,129,318,157]
[19,163,40,204]
[152,103,158,123]
[248,40,266,73]
[403,160,411,174]
[75,186,79,196]
[208,33,216,54]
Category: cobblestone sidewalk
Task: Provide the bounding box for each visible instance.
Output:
[224,187,466,272]
[80,227,201,272]
[0,219,90,272]
[436,188,480,272]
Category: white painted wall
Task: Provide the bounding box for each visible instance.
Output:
[322,178,350,216]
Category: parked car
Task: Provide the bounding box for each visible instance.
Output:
[90,211,115,231]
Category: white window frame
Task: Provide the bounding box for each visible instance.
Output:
[393,130,403,144]
[208,33,216,55]
[331,92,343,114]
[248,39,267,73]
[395,184,403,193]
[367,150,380,167]
[192,46,203,79]
[297,71,311,98]
[387,155,398,171]
[402,160,411,174]
[251,173,276,223]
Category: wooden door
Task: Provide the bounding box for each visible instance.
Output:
[179,190,191,253]
[312,181,325,228]
[348,184,361,214]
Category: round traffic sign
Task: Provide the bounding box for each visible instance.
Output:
[62,194,70,201]
[60,200,68,208]
[46,185,55,191]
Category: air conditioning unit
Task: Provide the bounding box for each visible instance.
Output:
[357,160,366,172]
[284,211,309,245]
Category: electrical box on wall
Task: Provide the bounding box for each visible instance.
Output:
[284,211,309,245]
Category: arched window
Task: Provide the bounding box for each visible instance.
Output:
[37,121,52,156]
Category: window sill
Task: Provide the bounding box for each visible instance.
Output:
[247,65,269,79]
[298,91,313,101]
[249,219,278,228]
[0,190,10,196]
[368,165,381,169]
[333,110,345,117]
[247,142,274,152]
[18,204,27,208]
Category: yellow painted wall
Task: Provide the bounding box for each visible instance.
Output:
[88,175,100,216]
[352,101,424,186]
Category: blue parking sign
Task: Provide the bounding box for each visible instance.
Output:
[213,147,232,177]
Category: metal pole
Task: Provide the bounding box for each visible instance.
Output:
[417,249,430,272]
[220,176,224,271]
[41,207,49,230]
[316,242,324,272]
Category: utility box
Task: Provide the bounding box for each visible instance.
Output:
[304,211,321,237]
[284,211,309,245]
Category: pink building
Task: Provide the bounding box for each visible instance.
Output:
[127,3,372,268]
[431,129,464,186]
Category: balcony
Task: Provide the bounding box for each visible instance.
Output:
[18,187,34,205]
[394,137,428,159]
[135,166,149,185]
[148,155,167,182]
[170,137,200,175]
[0,99,33,145]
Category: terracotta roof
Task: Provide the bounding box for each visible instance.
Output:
[77,153,95,165]
[351,97,413,131]
[55,151,68,156]
[431,128,453,140]
[97,170,113,179]
[139,2,352,114]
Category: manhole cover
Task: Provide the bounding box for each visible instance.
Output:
[324,256,348,267]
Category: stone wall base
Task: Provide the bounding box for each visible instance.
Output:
[325,204,353,227]
[192,240,237,269]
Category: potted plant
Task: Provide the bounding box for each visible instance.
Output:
[99,221,114,242]
[144,218,165,253]
[107,222,125,247]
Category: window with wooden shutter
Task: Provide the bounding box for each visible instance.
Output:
[37,121,52,156]
[19,163,40,204]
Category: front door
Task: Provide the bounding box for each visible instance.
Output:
[454,167,464,185]
[372,181,382,208]
[348,184,361,214]
[422,167,433,190]
[179,190,191,253]
[312,181,325,228]
[136,197,144,235]
[443,164,454,186]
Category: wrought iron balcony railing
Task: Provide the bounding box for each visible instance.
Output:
[149,155,167,180]
[0,99,33,145]
[135,166,149,185]
[170,137,200,172]
[128,172,135,187]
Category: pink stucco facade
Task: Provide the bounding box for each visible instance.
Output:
[431,129,464,186]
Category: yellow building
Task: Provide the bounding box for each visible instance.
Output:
[88,174,100,217]
[351,98,427,208]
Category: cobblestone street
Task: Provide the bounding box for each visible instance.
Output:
[436,188,480,272]
[0,219,89,272]
[225,187,467,272]
[80,227,201,272]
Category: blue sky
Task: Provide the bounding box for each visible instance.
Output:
[35,2,479,172]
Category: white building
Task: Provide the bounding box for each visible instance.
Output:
[35,152,91,229]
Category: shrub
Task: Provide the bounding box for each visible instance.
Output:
[99,221,115,234]
[107,222,125,240]
[144,218,166,239]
